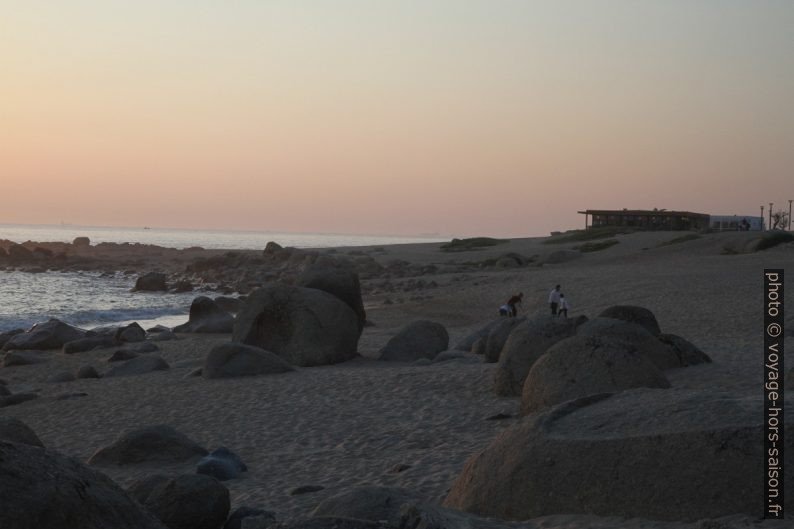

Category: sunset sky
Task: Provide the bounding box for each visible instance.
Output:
[2,1,792,237]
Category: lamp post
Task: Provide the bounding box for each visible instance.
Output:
[769,203,774,230]
[789,199,792,231]
[761,205,765,231]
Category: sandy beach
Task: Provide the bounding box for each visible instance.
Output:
[1,229,792,528]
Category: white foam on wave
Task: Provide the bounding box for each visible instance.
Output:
[0,270,195,332]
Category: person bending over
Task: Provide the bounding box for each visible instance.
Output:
[507,293,523,317]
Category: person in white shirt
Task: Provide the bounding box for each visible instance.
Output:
[558,294,570,318]
[548,284,561,315]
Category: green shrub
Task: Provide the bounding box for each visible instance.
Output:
[440,237,509,252]
[543,226,632,245]
[574,239,619,252]
[658,233,702,247]
[755,231,794,251]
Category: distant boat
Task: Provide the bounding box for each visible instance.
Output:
[143,227,151,230]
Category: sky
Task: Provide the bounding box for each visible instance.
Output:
[1,1,793,237]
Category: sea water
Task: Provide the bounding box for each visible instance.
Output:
[0,224,443,332]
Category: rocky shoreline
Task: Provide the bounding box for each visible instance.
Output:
[1,230,793,528]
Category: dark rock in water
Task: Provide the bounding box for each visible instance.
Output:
[62,335,118,354]
[0,417,44,446]
[0,328,24,349]
[203,343,294,379]
[196,447,247,481]
[268,519,384,529]
[32,246,54,259]
[0,393,40,408]
[598,305,662,336]
[378,320,449,362]
[107,350,139,363]
[233,284,359,367]
[133,272,168,292]
[105,355,169,378]
[141,474,230,529]
[171,280,194,293]
[576,317,680,370]
[3,350,49,367]
[0,441,167,529]
[3,319,86,351]
[72,236,91,247]
[185,367,203,378]
[146,325,171,333]
[6,243,33,262]
[444,389,794,521]
[657,333,711,366]
[224,507,276,529]
[493,314,583,397]
[174,296,234,333]
[76,365,101,379]
[0,385,10,396]
[214,296,243,314]
[49,371,76,383]
[263,241,283,255]
[115,322,147,343]
[88,424,208,465]
[311,486,421,526]
[520,335,671,415]
[290,485,325,495]
[297,267,366,334]
[388,463,411,473]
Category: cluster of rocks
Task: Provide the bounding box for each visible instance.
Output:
[435,305,794,522]
[457,305,711,409]
[444,389,794,521]
[0,319,177,382]
[2,412,790,528]
[0,237,208,275]
[0,420,277,529]
[177,265,368,375]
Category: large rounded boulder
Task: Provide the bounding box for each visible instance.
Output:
[174,296,234,334]
[132,474,230,529]
[598,305,661,336]
[0,441,166,529]
[233,284,360,367]
[378,320,449,362]
[297,267,366,334]
[0,417,44,446]
[576,317,680,370]
[493,314,583,396]
[657,333,711,366]
[482,317,525,363]
[520,335,670,415]
[3,319,86,351]
[444,389,794,521]
[88,425,208,465]
[203,343,294,379]
[454,320,501,352]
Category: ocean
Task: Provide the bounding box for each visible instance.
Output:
[0,224,443,333]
